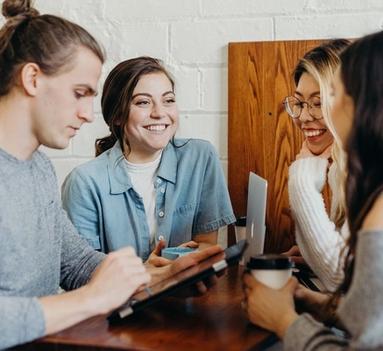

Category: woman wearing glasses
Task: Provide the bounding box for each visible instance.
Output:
[283,40,350,291]
[244,29,383,350]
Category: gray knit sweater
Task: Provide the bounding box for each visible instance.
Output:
[285,230,383,350]
[0,148,105,349]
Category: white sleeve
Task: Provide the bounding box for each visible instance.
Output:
[288,157,347,291]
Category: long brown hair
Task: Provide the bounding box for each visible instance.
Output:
[326,31,383,324]
[0,0,104,97]
[96,56,175,156]
[341,30,383,290]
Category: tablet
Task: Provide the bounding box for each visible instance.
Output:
[108,240,248,323]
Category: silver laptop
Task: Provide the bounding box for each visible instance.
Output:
[243,172,324,291]
[244,172,268,263]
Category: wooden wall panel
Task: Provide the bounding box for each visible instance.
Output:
[228,40,322,252]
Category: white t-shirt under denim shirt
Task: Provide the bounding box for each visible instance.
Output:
[124,153,162,248]
[62,139,236,260]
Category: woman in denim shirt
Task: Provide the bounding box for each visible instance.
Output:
[62,56,235,264]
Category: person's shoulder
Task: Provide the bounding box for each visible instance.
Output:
[67,152,110,182]
[33,151,61,192]
[172,138,216,155]
[34,149,53,165]
[34,150,55,174]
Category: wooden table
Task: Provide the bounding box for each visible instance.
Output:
[15,266,276,351]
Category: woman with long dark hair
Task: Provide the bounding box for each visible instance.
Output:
[243,30,383,350]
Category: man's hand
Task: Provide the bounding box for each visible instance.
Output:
[40,246,151,336]
[85,247,151,314]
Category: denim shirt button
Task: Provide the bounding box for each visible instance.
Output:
[156,179,162,184]
[158,210,165,218]
[158,235,165,241]
[160,187,165,194]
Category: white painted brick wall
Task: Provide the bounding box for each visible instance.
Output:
[275,13,383,39]
[104,0,200,22]
[201,68,228,112]
[0,0,383,248]
[0,0,375,249]
[27,0,383,190]
[171,18,273,64]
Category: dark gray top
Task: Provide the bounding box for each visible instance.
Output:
[0,148,104,349]
[285,230,383,350]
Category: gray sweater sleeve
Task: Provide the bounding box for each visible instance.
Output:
[0,150,105,349]
[58,204,105,290]
[284,230,383,350]
[0,297,45,349]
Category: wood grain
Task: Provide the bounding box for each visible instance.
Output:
[14,266,276,351]
[228,40,323,252]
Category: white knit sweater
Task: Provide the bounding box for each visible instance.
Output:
[288,157,349,292]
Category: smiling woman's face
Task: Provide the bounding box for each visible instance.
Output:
[124,72,179,162]
[294,73,334,155]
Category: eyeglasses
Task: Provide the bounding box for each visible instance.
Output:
[283,96,323,120]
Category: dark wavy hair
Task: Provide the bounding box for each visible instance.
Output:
[96,56,175,156]
[342,32,383,239]
[327,30,383,323]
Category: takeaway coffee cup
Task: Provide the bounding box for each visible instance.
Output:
[247,254,293,289]
[234,216,247,265]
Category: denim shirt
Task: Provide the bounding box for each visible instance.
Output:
[62,139,235,260]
